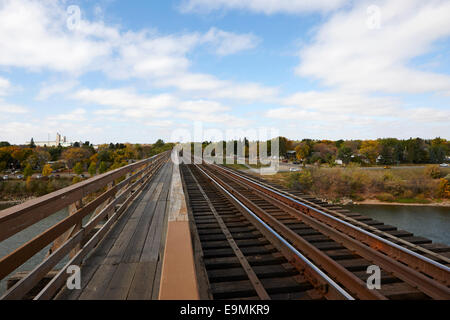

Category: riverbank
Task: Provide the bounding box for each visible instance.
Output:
[0,198,35,211]
[243,166,450,207]
[353,199,450,207]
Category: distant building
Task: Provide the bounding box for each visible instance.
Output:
[285,150,296,159]
[335,159,343,165]
[28,133,72,147]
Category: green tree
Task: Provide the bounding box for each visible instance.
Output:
[29,138,36,148]
[73,162,84,175]
[154,139,165,148]
[88,162,97,176]
[289,170,313,191]
[24,164,33,178]
[338,146,353,164]
[99,161,108,174]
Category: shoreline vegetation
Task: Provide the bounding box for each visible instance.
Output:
[353,199,450,207]
[233,164,450,207]
[0,140,174,211]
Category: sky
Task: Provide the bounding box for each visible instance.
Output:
[0,0,449,144]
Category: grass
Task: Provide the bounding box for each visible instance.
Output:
[258,165,449,204]
[395,198,431,204]
[223,164,249,170]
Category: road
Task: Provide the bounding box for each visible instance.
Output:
[1,172,92,180]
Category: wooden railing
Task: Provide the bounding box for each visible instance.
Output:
[0,151,170,300]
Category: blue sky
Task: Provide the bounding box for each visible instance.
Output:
[0,0,449,144]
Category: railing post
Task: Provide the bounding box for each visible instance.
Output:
[48,199,83,257]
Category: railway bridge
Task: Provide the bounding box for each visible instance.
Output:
[0,150,449,300]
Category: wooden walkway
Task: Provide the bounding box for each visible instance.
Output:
[57,162,173,300]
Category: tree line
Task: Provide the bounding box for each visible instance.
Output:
[281,137,449,165]
[0,139,174,178]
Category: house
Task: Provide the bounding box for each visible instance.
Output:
[285,150,296,160]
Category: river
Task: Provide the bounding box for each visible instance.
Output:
[346,204,450,246]
[0,205,69,295]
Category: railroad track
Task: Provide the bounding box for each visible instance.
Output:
[218,165,450,266]
[180,163,450,300]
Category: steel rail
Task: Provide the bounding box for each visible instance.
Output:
[214,164,450,285]
[194,165,355,300]
[219,165,450,265]
[208,165,450,299]
[186,166,270,300]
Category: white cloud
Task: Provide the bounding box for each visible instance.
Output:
[0,100,27,114]
[180,0,348,14]
[72,88,176,111]
[177,100,230,113]
[47,108,86,122]
[158,73,278,101]
[36,80,79,100]
[296,0,450,94]
[282,91,399,116]
[0,76,11,96]
[263,0,450,139]
[0,1,259,80]
[202,27,259,55]
[176,111,249,127]
[0,0,111,73]
[145,120,174,127]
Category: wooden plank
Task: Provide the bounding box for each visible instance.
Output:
[102,262,138,300]
[57,163,168,300]
[49,160,169,300]
[140,201,167,262]
[121,183,164,263]
[35,160,167,300]
[78,264,117,300]
[127,262,158,300]
[57,189,145,300]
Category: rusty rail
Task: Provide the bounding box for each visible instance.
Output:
[0,151,169,300]
[209,164,450,299]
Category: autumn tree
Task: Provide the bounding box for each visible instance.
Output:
[360,140,379,164]
[313,143,337,163]
[42,164,53,177]
[295,143,311,162]
[73,162,84,175]
[62,147,92,169]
